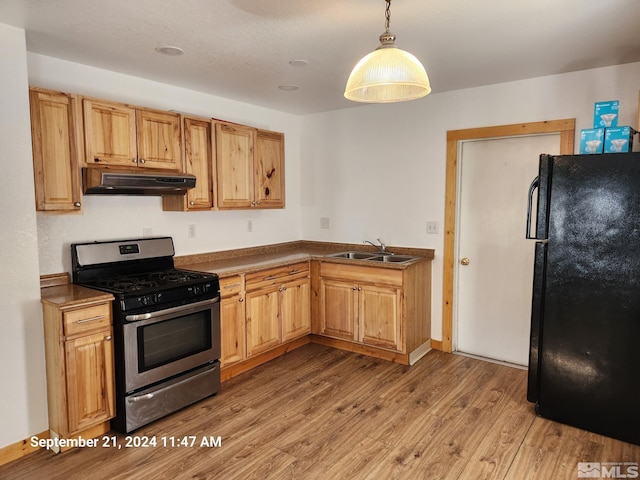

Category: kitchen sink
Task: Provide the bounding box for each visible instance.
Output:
[327,251,419,264]
[328,251,379,260]
[365,254,418,263]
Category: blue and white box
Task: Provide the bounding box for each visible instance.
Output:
[604,126,635,153]
[580,128,604,154]
[593,100,619,128]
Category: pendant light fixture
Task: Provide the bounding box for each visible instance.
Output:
[344,0,431,103]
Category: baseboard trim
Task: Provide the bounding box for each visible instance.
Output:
[431,339,443,351]
[0,430,49,467]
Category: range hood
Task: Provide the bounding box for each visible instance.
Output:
[83,169,196,195]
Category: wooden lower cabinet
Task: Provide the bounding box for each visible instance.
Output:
[64,330,115,433]
[358,283,402,351]
[219,275,246,367]
[319,278,358,341]
[316,261,430,364]
[41,291,115,451]
[245,263,310,357]
[281,277,310,341]
[319,266,402,351]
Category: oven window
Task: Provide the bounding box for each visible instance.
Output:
[137,310,212,372]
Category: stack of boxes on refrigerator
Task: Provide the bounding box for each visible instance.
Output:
[580,100,637,154]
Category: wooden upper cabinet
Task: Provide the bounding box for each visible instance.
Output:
[215,122,254,209]
[136,108,182,170]
[215,122,285,209]
[29,88,83,212]
[83,98,181,171]
[163,116,214,211]
[83,99,136,167]
[255,129,285,208]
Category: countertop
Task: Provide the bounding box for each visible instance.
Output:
[41,283,114,308]
[175,240,435,277]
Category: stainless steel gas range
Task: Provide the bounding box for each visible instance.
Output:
[71,237,221,433]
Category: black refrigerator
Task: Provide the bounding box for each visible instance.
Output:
[526,152,640,446]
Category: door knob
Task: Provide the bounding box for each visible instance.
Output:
[460,257,470,266]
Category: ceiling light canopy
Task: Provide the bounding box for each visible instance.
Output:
[344,0,431,103]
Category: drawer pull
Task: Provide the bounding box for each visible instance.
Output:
[264,275,279,281]
[288,270,301,275]
[223,283,241,289]
[105,335,112,341]
[75,315,106,324]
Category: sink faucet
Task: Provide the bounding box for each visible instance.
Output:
[363,238,389,254]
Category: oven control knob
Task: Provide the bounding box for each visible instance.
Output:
[139,296,149,306]
[193,286,202,295]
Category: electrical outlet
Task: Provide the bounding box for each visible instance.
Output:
[143,228,153,237]
[320,217,330,229]
[426,221,439,235]
[188,224,196,238]
[247,220,253,232]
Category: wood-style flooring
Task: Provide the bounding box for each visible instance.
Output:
[1,344,638,480]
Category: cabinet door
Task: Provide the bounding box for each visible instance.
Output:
[282,277,310,341]
[254,129,285,208]
[64,331,115,434]
[136,109,182,170]
[166,116,213,210]
[220,294,246,367]
[359,284,403,351]
[246,286,281,356]
[83,99,137,167]
[215,122,254,209]
[29,89,82,212]
[319,278,358,341]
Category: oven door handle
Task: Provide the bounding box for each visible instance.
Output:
[125,297,220,322]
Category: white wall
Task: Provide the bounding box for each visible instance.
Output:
[300,62,640,342]
[0,25,48,448]
[29,53,303,274]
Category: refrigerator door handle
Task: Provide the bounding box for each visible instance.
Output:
[526,176,545,241]
[525,177,540,240]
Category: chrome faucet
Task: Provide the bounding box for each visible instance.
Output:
[363,238,389,254]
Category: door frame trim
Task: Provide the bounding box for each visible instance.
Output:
[441,119,576,353]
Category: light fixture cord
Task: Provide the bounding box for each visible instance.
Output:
[384,0,391,33]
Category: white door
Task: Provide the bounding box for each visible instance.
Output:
[455,134,560,366]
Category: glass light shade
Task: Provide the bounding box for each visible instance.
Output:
[344,45,431,103]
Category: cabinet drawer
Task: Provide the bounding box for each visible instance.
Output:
[246,262,309,291]
[219,275,244,298]
[63,303,111,337]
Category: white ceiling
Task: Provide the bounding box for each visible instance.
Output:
[1,0,640,115]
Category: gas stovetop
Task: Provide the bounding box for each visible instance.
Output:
[86,269,216,295]
[71,237,219,314]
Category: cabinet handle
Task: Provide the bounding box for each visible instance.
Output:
[353,286,358,290]
[74,202,81,208]
[264,275,278,281]
[223,283,241,289]
[189,201,195,205]
[105,335,112,341]
[76,315,106,324]
[251,201,256,206]
[140,158,146,164]
[132,158,138,163]
[239,297,244,303]
[288,270,301,275]
[256,201,261,205]
[358,287,362,291]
